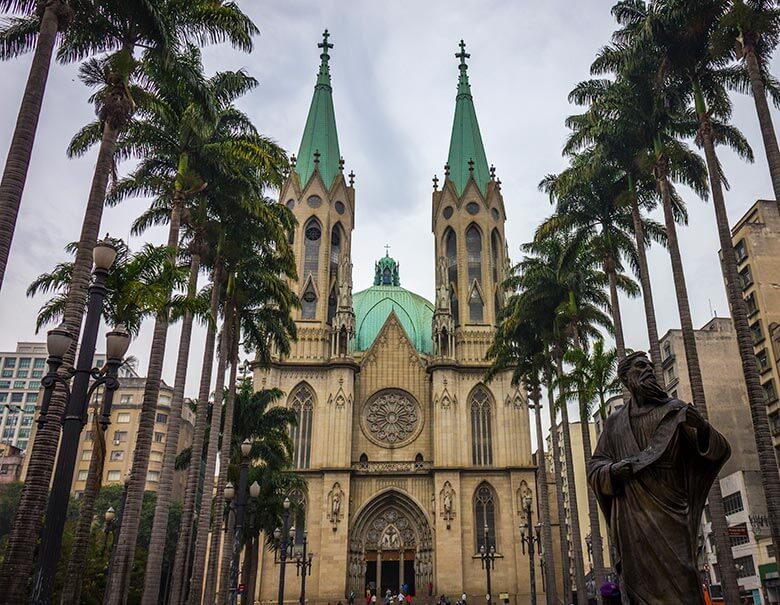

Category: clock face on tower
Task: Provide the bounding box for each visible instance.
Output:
[360,389,423,448]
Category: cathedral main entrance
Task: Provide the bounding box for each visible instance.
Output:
[348,490,434,598]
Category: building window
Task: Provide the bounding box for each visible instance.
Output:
[770,412,780,437]
[147,470,160,482]
[769,545,776,559]
[474,483,497,553]
[445,228,459,325]
[156,413,167,424]
[0,381,8,389]
[466,225,483,286]
[289,489,307,547]
[17,428,30,439]
[470,386,493,466]
[303,218,322,282]
[85,430,94,441]
[665,366,676,383]
[154,432,164,443]
[33,358,45,369]
[119,394,132,404]
[13,381,24,389]
[26,393,37,404]
[734,555,755,578]
[763,380,778,403]
[330,224,342,280]
[290,384,314,469]
[728,523,750,547]
[81,450,92,461]
[18,358,30,369]
[116,412,131,423]
[0,393,6,403]
[739,265,753,290]
[107,470,121,482]
[77,470,88,481]
[723,491,744,515]
[16,370,27,378]
[3,358,15,368]
[301,283,317,320]
[110,450,124,461]
[663,341,671,360]
[745,292,759,315]
[757,349,770,372]
[1,370,12,378]
[468,285,484,323]
[750,321,764,344]
[28,381,40,390]
[150,451,163,462]
[31,370,43,379]
[113,431,128,443]
[734,239,747,263]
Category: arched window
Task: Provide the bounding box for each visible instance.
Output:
[327,286,337,325]
[471,386,493,466]
[467,225,483,321]
[474,483,497,552]
[491,229,501,284]
[290,384,314,469]
[469,286,484,323]
[330,224,342,278]
[303,218,322,282]
[301,281,317,320]
[445,229,459,324]
[289,488,307,547]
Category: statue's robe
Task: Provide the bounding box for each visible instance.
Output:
[588,398,730,604]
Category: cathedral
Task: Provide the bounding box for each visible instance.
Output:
[252,31,540,604]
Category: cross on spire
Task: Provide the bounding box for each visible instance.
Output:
[348,170,355,186]
[468,158,475,174]
[433,175,439,190]
[456,39,470,67]
[490,165,496,180]
[313,149,321,165]
[444,162,450,176]
[319,29,333,58]
[339,156,345,172]
[384,244,391,257]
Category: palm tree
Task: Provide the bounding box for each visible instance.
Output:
[23,241,193,605]
[0,0,258,293]
[562,341,620,593]
[604,0,780,587]
[0,0,71,292]
[717,0,780,201]
[486,307,558,604]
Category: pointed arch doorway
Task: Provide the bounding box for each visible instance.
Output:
[348,490,434,598]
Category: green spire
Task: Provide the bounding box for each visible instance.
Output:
[296,30,341,190]
[446,40,490,197]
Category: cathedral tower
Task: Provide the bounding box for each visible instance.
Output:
[431,41,509,363]
[280,29,356,361]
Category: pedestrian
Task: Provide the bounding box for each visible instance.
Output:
[406,593,411,605]
[349,592,356,605]
[461,594,466,605]
[371,594,377,605]
[385,589,392,605]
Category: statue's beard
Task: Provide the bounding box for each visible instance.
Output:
[629,373,669,404]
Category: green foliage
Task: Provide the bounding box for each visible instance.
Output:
[0,482,24,563]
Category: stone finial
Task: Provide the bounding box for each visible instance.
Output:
[290,154,297,168]
[348,170,355,187]
[490,164,496,181]
[339,156,345,172]
[433,175,439,191]
[444,162,450,177]
[313,149,321,166]
[496,177,502,189]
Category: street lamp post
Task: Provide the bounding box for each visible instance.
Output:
[520,495,541,605]
[275,497,293,605]
[228,440,256,605]
[295,529,314,605]
[479,524,496,605]
[31,239,131,605]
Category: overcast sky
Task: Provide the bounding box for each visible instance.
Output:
[0,1,777,442]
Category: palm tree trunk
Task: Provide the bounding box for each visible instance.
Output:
[578,411,605,595]
[555,356,587,604]
[0,0,70,292]
[188,299,233,605]
[530,385,557,605]
[105,194,184,605]
[0,117,121,605]
[169,260,223,605]
[59,402,104,605]
[695,90,780,594]
[141,251,201,605]
[244,535,260,605]
[214,328,241,605]
[744,42,780,203]
[628,186,664,384]
[657,169,746,604]
[545,367,572,604]
[606,268,626,361]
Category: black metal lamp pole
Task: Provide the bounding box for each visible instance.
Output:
[228,440,254,605]
[520,496,541,605]
[296,530,313,605]
[31,240,130,605]
[102,473,130,605]
[276,497,292,605]
[479,524,496,605]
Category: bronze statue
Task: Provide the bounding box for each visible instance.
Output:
[588,351,730,604]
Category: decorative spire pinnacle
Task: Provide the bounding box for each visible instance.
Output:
[490,164,496,180]
[456,39,471,96]
[374,250,400,286]
[339,156,345,172]
[348,170,355,186]
[468,158,475,174]
[444,162,450,176]
[433,175,439,191]
[296,30,341,189]
[290,154,297,168]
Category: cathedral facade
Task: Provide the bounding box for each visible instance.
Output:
[252,32,540,604]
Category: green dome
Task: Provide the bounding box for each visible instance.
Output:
[353,254,434,354]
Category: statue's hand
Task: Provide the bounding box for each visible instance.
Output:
[685,405,707,431]
[610,460,633,481]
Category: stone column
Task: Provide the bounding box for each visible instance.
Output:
[399,549,404,592]
[377,550,382,595]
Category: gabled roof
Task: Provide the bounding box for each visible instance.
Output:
[296,30,341,190]
[446,40,490,197]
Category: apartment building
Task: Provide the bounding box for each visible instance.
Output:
[659,317,776,603]
[71,377,194,500]
[731,199,780,460]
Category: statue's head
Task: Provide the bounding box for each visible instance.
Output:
[617,351,669,404]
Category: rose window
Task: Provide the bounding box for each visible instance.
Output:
[362,390,421,447]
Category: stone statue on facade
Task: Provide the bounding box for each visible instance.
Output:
[435,256,450,312]
[588,351,730,604]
